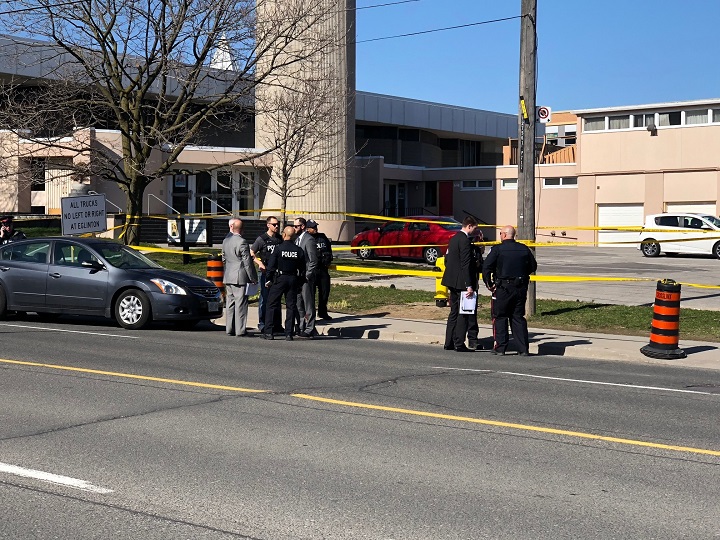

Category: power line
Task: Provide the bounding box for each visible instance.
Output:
[355,0,421,9]
[0,1,85,16]
[355,15,522,44]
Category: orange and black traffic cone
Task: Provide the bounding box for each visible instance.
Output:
[640,279,686,360]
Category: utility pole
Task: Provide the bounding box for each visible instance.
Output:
[518,0,537,315]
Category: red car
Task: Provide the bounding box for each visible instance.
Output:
[350,216,465,264]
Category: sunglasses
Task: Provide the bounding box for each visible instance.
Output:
[269,222,279,226]
[293,224,302,228]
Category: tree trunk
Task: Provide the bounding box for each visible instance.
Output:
[123,183,145,245]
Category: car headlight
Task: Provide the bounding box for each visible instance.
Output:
[150,278,187,295]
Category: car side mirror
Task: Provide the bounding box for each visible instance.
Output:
[81,260,104,270]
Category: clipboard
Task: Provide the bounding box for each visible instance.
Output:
[245,282,260,297]
[460,292,477,314]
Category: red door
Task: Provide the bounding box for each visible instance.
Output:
[439,181,453,216]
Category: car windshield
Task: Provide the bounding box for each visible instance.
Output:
[438,220,462,231]
[700,215,720,228]
[88,242,162,269]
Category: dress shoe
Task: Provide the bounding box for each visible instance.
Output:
[295,333,311,340]
[519,351,532,357]
[262,333,274,340]
[491,347,506,355]
[319,314,333,321]
[455,345,471,352]
[443,345,454,351]
[285,335,294,341]
[468,341,479,350]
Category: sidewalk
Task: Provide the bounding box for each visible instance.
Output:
[218,309,720,371]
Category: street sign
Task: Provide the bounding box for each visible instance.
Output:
[536,106,552,123]
[61,194,107,236]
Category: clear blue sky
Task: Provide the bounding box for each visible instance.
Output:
[356,0,720,114]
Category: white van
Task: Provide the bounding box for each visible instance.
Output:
[639,213,720,258]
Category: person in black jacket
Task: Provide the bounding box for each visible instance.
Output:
[441,216,478,352]
[264,226,306,340]
[465,227,485,350]
[0,216,26,245]
[306,220,334,320]
[251,216,282,333]
[482,225,538,356]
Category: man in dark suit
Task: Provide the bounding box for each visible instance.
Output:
[293,217,319,338]
[222,218,258,337]
[441,216,479,352]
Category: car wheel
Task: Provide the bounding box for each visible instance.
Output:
[641,239,660,257]
[357,241,374,260]
[115,289,151,329]
[713,241,720,260]
[423,246,440,265]
[0,286,6,320]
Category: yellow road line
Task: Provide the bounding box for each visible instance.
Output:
[0,358,267,394]
[4,356,718,457]
[292,394,720,458]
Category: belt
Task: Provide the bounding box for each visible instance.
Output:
[497,277,525,284]
[278,270,298,276]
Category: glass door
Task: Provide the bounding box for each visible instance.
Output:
[215,170,233,216]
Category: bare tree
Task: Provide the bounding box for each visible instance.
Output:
[0,0,341,244]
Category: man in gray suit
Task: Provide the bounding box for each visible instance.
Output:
[293,217,318,338]
[222,218,258,337]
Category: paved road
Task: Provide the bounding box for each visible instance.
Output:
[1,318,719,538]
[336,247,720,310]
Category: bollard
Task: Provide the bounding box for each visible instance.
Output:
[640,279,686,359]
[207,256,224,297]
[434,255,449,308]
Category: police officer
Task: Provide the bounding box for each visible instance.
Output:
[0,216,26,245]
[251,216,282,334]
[263,225,306,341]
[306,220,334,320]
[482,225,537,356]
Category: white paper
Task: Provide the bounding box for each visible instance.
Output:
[460,292,477,314]
[245,282,260,297]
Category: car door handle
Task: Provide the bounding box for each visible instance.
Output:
[49,273,61,278]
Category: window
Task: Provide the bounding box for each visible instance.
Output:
[501,179,518,190]
[584,117,605,131]
[713,109,720,123]
[543,177,578,188]
[685,109,708,125]
[460,180,493,191]
[53,241,99,266]
[0,241,50,263]
[656,216,680,227]
[408,222,430,232]
[658,111,681,126]
[381,222,405,233]
[633,114,655,128]
[608,115,630,129]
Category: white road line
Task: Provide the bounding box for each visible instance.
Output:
[0,462,114,494]
[432,367,719,396]
[0,323,138,339]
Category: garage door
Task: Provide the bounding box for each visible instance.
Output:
[665,202,717,215]
[597,204,644,246]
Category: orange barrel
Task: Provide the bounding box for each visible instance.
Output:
[207,256,224,296]
[640,279,686,359]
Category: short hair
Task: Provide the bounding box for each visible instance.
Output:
[266,215,278,224]
[294,217,306,226]
[462,216,478,228]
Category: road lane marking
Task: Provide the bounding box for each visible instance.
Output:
[0,462,113,494]
[291,393,720,457]
[432,367,720,396]
[3,358,717,457]
[0,323,138,339]
[0,359,267,394]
